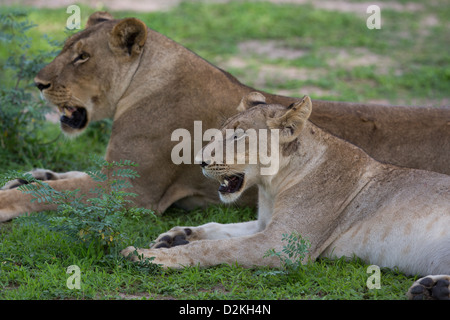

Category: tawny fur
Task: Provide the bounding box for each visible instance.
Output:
[124,93,449,299]
[1,12,449,223]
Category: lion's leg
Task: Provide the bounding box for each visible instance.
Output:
[0,188,48,222]
[122,229,283,269]
[151,221,261,248]
[407,275,450,300]
[123,201,333,268]
[0,173,94,222]
[1,169,86,190]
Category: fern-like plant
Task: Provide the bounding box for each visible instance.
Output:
[2,157,154,253]
[263,232,311,274]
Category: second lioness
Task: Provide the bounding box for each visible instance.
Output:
[123,92,450,299]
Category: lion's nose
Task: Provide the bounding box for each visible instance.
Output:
[200,161,209,168]
[195,150,210,167]
[34,77,51,91]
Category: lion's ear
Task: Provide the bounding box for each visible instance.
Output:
[266,95,312,143]
[109,18,147,56]
[86,11,113,28]
[237,92,266,112]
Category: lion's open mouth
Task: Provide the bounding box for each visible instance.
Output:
[59,106,88,129]
[218,173,245,194]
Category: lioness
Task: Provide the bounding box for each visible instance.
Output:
[122,93,450,300]
[0,12,449,221]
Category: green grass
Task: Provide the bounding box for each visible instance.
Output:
[0,206,413,300]
[1,0,448,300]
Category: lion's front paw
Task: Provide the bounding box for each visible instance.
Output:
[120,246,140,261]
[407,275,450,300]
[0,178,29,190]
[1,169,57,190]
[152,227,196,249]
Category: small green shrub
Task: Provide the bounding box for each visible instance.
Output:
[1,157,155,254]
[264,232,311,274]
[0,11,58,168]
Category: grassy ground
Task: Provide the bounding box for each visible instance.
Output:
[0,0,449,300]
[0,207,413,300]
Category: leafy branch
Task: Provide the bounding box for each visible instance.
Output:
[2,158,155,254]
[263,232,311,274]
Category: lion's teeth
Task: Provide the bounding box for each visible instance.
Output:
[63,106,76,117]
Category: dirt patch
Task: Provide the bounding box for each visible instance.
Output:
[219,41,396,98]
[276,86,338,99]
[220,56,336,98]
[221,40,326,93]
[326,47,395,73]
[234,40,396,72]
[238,40,308,60]
[274,0,424,14]
[221,56,323,85]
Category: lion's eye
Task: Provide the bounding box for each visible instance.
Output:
[73,52,90,64]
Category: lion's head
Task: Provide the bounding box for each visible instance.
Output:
[197,92,312,202]
[34,12,147,136]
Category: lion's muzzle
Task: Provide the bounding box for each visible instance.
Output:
[60,106,88,130]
